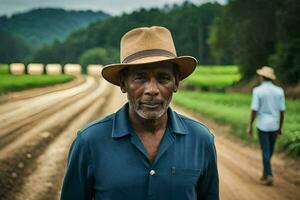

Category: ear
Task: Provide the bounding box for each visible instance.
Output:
[120,87,126,93]
[119,74,127,93]
[173,85,178,93]
[174,74,179,93]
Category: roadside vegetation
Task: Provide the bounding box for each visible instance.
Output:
[174,66,300,156]
[0,64,73,94]
[183,65,241,91]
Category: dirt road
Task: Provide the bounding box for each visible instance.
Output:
[0,76,116,199]
[0,76,299,200]
[174,107,300,200]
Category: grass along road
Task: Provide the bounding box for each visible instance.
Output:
[173,91,300,156]
[182,65,241,90]
[0,64,73,94]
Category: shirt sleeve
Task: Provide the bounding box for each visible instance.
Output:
[60,133,94,200]
[279,89,286,111]
[251,90,259,111]
[196,136,219,200]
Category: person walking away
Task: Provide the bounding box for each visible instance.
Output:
[247,66,285,186]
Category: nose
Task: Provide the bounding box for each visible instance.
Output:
[145,78,159,96]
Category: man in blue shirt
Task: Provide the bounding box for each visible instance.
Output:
[61,26,219,200]
[247,66,285,186]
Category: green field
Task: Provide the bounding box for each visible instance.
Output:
[174,90,300,156]
[0,64,74,93]
[183,65,241,90]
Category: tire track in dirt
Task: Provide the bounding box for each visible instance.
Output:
[0,77,98,148]
[0,75,85,104]
[0,76,112,199]
[0,76,93,117]
[12,86,127,200]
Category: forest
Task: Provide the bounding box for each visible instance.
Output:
[1,0,299,84]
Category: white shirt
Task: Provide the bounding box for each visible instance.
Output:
[251,81,285,132]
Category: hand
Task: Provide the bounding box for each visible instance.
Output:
[247,126,253,136]
[277,129,282,136]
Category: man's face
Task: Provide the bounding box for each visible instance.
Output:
[120,62,178,120]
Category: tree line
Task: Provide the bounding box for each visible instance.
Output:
[210,0,299,84]
[0,8,109,47]
[29,2,223,72]
[1,1,299,85]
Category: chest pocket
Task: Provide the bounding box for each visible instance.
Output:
[171,167,201,188]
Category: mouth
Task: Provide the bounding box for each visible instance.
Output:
[140,101,162,109]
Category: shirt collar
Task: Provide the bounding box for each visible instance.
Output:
[112,103,132,138]
[166,107,188,135]
[112,103,188,138]
[262,81,273,85]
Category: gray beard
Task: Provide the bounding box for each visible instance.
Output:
[129,98,171,120]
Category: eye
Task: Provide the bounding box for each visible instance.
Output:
[158,74,171,82]
[133,73,146,81]
[134,75,142,80]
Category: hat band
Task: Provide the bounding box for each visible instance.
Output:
[122,49,176,64]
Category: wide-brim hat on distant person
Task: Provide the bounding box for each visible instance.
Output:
[102,26,198,86]
[256,66,276,80]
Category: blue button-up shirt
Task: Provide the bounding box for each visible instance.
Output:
[61,103,219,200]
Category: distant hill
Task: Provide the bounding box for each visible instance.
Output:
[31,2,223,65]
[0,31,32,63]
[0,8,110,47]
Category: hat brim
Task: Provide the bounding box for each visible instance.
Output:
[101,56,198,86]
[256,69,276,80]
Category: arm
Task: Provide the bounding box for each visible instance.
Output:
[197,136,219,200]
[248,90,259,136]
[278,111,285,135]
[60,134,94,200]
[247,110,257,136]
[278,90,286,135]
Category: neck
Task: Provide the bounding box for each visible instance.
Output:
[128,107,168,134]
[262,80,272,83]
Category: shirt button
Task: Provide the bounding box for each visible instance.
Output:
[149,170,156,176]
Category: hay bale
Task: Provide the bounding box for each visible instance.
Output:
[46,64,62,75]
[87,64,102,77]
[28,63,44,75]
[64,64,81,75]
[10,63,25,75]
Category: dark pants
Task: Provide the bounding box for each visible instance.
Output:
[257,129,278,177]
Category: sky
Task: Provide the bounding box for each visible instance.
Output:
[0,0,227,17]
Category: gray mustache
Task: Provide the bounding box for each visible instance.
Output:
[140,100,165,104]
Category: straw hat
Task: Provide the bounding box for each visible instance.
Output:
[256,66,276,80]
[102,26,198,86]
